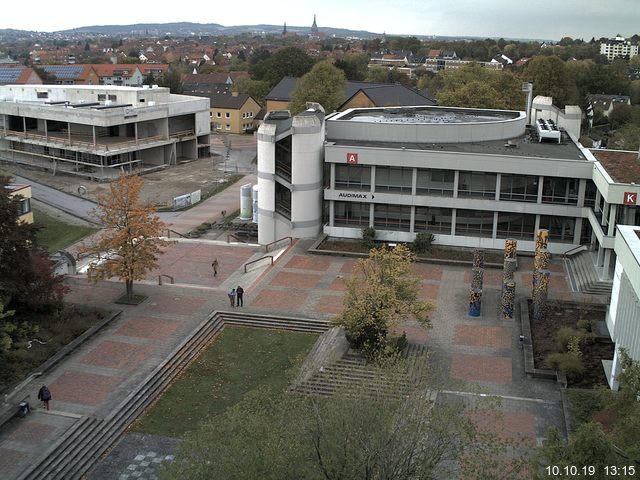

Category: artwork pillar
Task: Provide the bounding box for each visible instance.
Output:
[471,267,484,291]
[532,269,550,321]
[468,288,482,317]
[502,280,516,320]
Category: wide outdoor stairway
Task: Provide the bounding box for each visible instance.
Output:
[15,312,329,480]
[291,343,434,398]
[565,250,613,296]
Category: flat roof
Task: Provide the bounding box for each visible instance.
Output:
[590,149,640,184]
[334,105,520,124]
[329,133,587,161]
[2,84,168,92]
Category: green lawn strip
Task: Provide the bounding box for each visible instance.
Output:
[132,326,318,437]
[33,206,98,252]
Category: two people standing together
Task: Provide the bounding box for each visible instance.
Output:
[228,286,244,307]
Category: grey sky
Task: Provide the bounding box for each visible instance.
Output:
[1,0,638,40]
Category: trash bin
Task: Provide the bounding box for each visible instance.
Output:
[18,401,30,417]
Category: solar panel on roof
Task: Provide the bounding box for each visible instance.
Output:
[0,67,24,84]
[42,65,84,80]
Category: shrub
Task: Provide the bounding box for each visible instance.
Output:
[547,352,585,378]
[555,327,582,351]
[361,227,376,250]
[577,319,595,333]
[411,232,435,254]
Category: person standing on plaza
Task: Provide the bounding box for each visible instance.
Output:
[236,286,244,307]
[38,384,52,410]
[228,287,236,307]
[212,258,219,277]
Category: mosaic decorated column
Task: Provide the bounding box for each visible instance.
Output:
[503,258,517,283]
[535,229,549,252]
[504,238,517,260]
[471,267,484,291]
[468,288,482,317]
[532,247,551,292]
[501,280,516,320]
[532,269,550,321]
[473,249,485,269]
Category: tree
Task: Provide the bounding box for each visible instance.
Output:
[436,63,523,110]
[609,104,633,129]
[332,245,434,355]
[290,61,347,114]
[0,303,16,353]
[250,47,315,86]
[158,69,183,94]
[233,77,271,106]
[334,53,369,81]
[163,362,527,480]
[79,172,169,300]
[523,56,578,107]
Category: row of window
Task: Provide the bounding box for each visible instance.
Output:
[213,111,255,119]
[213,123,231,131]
[333,202,577,242]
[333,165,582,205]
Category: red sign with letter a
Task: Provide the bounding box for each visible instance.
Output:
[346,152,358,164]
[623,192,637,205]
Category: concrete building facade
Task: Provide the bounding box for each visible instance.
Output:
[0,84,211,180]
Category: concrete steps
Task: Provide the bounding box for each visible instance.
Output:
[565,251,612,296]
[17,311,328,480]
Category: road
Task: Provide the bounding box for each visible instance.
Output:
[16,175,180,224]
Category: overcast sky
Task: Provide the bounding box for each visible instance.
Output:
[2,0,638,40]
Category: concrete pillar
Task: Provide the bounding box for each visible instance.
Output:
[597,245,604,268]
[410,206,416,233]
[609,347,622,391]
[453,170,459,198]
[603,249,612,280]
[537,175,544,203]
[329,163,335,189]
[450,209,457,236]
[329,200,334,227]
[577,179,586,207]
[608,204,618,236]
[495,174,501,201]
[67,122,71,144]
[92,125,96,148]
[134,123,139,145]
[370,165,376,193]
[411,168,417,196]
[574,217,583,245]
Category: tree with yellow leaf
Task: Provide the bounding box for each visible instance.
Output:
[80,172,169,301]
[332,244,434,356]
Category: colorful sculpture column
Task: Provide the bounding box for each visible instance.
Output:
[533,269,550,321]
[532,229,550,321]
[501,239,518,319]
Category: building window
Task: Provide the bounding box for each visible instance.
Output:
[36,92,48,99]
[225,112,230,118]
[335,165,371,191]
[455,209,494,237]
[216,112,221,118]
[496,212,536,240]
[334,201,369,227]
[416,168,454,196]
[242,112,246,118]
[500,174,538,202]
[249,111,253,117]
[584,180,597,208]
[458,171,496,199]
[98,94,106,101]
[374,204,411,231]
[539,215,576,243]
[18,198,31,215]
[108,94,117,101]
[375,167,413,194]
[225,124,231,130]
[415,206,452,234]
[542,177,578,205]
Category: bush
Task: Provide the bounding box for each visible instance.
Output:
[547,352,585,378]
[555,327,582,351]
[411,232,435,254]
[361,227,376,250]
[577,319,595,333]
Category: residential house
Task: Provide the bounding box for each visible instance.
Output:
[600,35,639,61]
[0,66,43,85]
[209,91,260,134]
[587,94,632,118]
[491,53,513,67]
[39,65,99,85]
[6,184,33,224]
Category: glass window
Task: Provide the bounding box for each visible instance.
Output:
[496,212,536,240]
[415,206,452,234]
[216,112,221,118]
[225,124,231,130]
[375,167,413,194]
[584,180,597,208]
[18,198,31,215]
[416,169,454,196]
[539,215,576,243]
[225,112,230,118]
[455,209,494,237]
[335,165,371,191]
[458,171,496,199]
[334,201,370,227]
[374,204,411,231]
[500,174,538,202]
[542,177,578,205]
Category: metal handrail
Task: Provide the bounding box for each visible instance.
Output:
[244,255,274,273]
[264,236,292,253]
[165,228,187,238]
[158,274,174,285]
[562,244,588,259]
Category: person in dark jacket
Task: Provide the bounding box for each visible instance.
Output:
[38,385,52,410]
[236,286,244,307]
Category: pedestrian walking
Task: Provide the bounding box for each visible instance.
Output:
[212,258,219,277]
[228,287,236,307]
[236,286,244,307]
[38,384,52,411]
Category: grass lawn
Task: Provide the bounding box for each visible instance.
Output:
[132,326,318,437]
[33,206,98,252]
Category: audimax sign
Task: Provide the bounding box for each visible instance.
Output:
[337,192,371,199]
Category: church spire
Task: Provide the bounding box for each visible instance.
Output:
[282,21,287,36]
[311,14,318,35]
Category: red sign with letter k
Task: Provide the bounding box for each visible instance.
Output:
[623,192,637,205]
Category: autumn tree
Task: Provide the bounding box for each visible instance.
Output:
[332,245,434,356]
[523,56,578,107]
[290,60,347,114]
[80,172,169,300]
[250,47,315,87]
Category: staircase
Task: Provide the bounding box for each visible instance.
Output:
[565,250,613,296]
[15,312,329,480]
[291,343,432,398]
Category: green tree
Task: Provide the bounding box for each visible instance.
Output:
[79,172,169,300]
[163,363,527,480]
[0,303,16,353]
[365,65,390,83]
[523,56,578,107]
[251,47,315,86]
[609,104,633,129]
[334,53,369,81]
[436,63,523,110]
[158,68,183,94]
[233,77,271,106]
[609,124,640,150]
[290,60,347,114]
[332,245,434,355]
